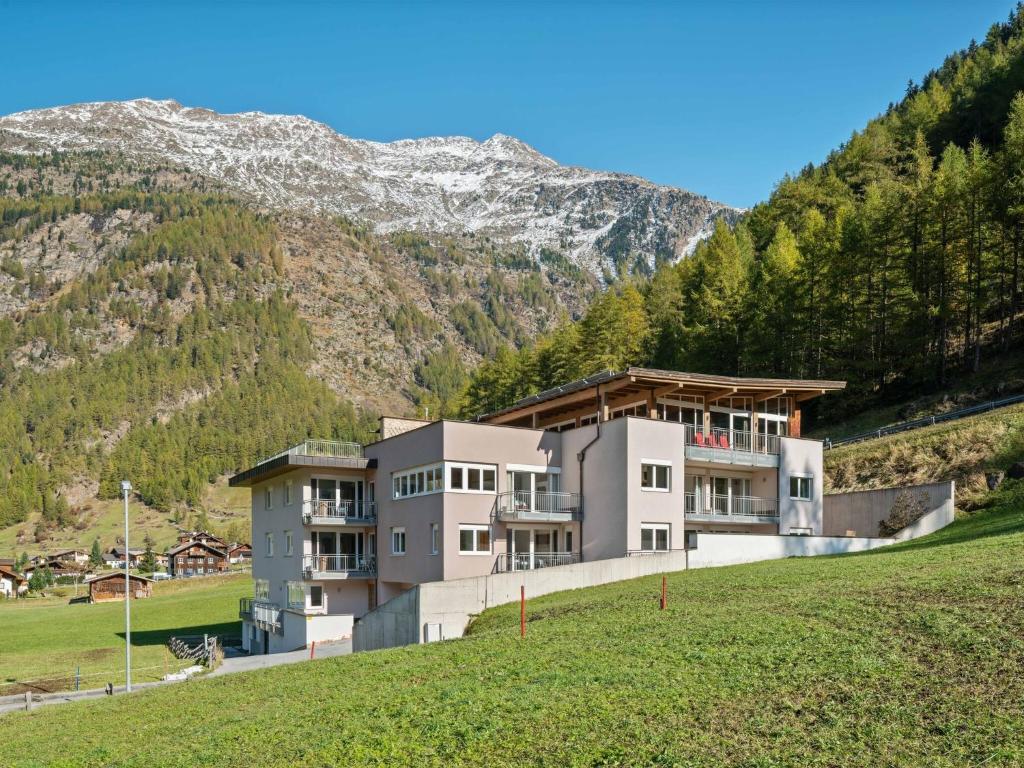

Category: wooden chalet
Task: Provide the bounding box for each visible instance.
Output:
[87,572,154,602]
[168,539,228,577]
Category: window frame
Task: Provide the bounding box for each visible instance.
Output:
[264,532,274,557]
[284,480,293,506]
[392,463,443,500]
[640,459,672,492]
[430,522,439,555]
[284,530,293,557]
[264,485,272,510]
[640,523,671,552]
[447,462,498,494]
[789,474,813,501]
[458,524,491,555]
[391,527,407,556]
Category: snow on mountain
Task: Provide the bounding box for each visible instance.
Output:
[0,99,739,274]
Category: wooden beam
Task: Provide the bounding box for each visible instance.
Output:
[794,389,826,403]
[704,387,737,403]
[749,389,786,402]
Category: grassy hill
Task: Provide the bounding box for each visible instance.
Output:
[1,486,1021,767]
[0,573,249,696]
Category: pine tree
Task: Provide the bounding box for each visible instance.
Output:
[89,538,104,568]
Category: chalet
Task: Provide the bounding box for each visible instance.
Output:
[104,547,144,569]
[87,572,154,602]
[177,530,227,548]
[227,543,252,564]
[168,540,228,577]
[0,566,27,597]
[47,549,90,566]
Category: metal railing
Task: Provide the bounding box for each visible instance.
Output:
[494,551,580,572]
[239,598,282,629]
[259,439,364,464]
[302,554,376,576]
[684,492,779,518]
[683,425,780,455]
[824,392,1024,448]
[302,499,377,523]
[496,491,582,521]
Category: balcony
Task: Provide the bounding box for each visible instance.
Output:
[303,500,376,526]
[684,492,779,523]
[493,551,580,572]
[260,439,364,463]
[495,491,582,522]
[302,554,376,579]
[683,425,780,467]
[239,597,282,632]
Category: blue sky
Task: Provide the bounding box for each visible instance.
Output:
[0,1,1016,207]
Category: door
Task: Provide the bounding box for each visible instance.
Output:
[338,480,361,517]
[511,529,532,570]
[712,477,730,514]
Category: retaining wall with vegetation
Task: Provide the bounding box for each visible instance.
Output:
[822,480,955,538]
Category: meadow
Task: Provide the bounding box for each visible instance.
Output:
[0,573,249,695]
[0,486,1021,767]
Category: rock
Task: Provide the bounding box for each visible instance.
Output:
[986,471,1005,490]
[1008,462,1024,480]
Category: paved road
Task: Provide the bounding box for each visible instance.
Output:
[1,639,352,716]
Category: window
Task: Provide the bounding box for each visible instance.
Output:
[310,585,323,608]
[393,464,443,499]
[640,524,670,552]
[265,532,274,557]
[286,581,305,609]
[790,476,813,500]
[254,579,269,600]
[641,461,671,491]
[459,524,491,554]
[391,527,406,555]
[430,523,439,555]
[285,480,293,505]
[610,401,647,419]
[285,530,293,557]
[448,462,497,493]
[264,486,272,510]
[565,530,574,553]
[207,557,214,564]
[579,413,599,426]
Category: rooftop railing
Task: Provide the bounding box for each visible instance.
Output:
[259,439,364,465]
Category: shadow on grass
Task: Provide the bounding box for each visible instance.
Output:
[117,621,241,646]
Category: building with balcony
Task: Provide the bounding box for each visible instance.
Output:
[231,367,844,653]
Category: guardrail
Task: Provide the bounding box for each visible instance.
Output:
[683,425,781,455]
[685,492,779,518]
[302,554,376,576]
[303,500,376,523]
[493,552,580,572]
[824,392,1024,449]
[496,491,582,521]
[259,439,364,464]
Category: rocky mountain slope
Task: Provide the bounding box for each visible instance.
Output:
[0,99,738,275]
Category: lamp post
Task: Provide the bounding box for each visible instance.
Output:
[121,479,132,693]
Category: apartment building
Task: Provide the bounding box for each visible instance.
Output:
[232,367,844,653]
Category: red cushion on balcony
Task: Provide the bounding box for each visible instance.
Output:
[695,432,706,446]
[718,434,730,449]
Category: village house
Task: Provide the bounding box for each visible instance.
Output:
[0,566,27,598]
[103,546,144,569]
[167,539,228,577]
[232,367,845,653]
[227,542,252,564]
[46,549,90,567]
[86,572,154,602]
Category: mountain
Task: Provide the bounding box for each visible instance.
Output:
[0,99,738,276]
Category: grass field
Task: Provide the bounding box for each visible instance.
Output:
[0,573,250,695]
[1,485,1022,767]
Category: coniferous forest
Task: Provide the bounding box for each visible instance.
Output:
[460,9,1024,420]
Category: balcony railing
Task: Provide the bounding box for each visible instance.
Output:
[302,554,376,577]
[684,492,779,520]
[683,425,781,455]
[239,597,282,630]
[259,439,364,464]
[494,551,580,572]
[302,499,377,524]
[495,491,582,522]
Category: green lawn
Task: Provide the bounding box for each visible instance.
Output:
[2,487,1023,767]
[0,573,250,695]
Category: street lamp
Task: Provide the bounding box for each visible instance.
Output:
[121,479,132,693]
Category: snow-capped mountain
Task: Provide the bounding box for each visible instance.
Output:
[0,99,738,273]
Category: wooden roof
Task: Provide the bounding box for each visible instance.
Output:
[0,566,25,583]
[477,367,846,426]
[167,540,227,558]
[85,572,154,584]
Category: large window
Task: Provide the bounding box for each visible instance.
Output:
[286,581,305,609]
[448,462,497,493]
[641,461,671,491]
[254,579,269,600]
[640,524,670,552]
[459,524,491,554]
[310,585,323,608]
[393,464,443,500]
[264,532,274,557]
[790,475,813,501]
[391,527,406,555]
[284,530,293,557]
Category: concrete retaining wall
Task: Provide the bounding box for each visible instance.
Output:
[823,480,955,538]
[354,487,956,653]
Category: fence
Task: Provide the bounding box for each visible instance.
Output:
[825,393,1024,448]
[167,634,221,665]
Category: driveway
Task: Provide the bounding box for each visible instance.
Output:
[210,638,352,676]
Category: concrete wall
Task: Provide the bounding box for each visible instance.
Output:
[823,480,956,539]
[563,421,628,562]
[624,417,687,551]
[777,437,825,535]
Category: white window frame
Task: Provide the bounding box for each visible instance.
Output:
[264,485,272,510]
[640,459,672,492]
[392,464,443,500]
[790,474,813,501]
[285,480,293,506]
[458,524,491,555]
[430,523,439,555]
[286,580,305,610]
[264,532,273,557]
[640,523,670,552]
[255,579,270,600]
[391,527,406,556]
[284,530,293,557]
[446,462,497,494]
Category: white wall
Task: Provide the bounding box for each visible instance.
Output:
[777,437,824,535]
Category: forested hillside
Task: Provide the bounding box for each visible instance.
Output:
[0,151,593,546]
[461,9,1024,422]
